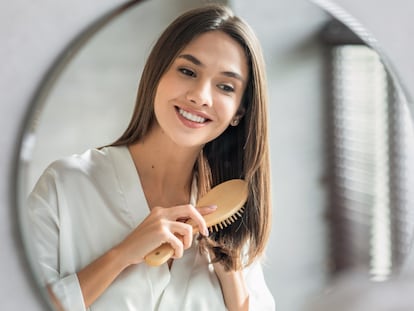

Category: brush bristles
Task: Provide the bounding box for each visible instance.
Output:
[208,206,245,233]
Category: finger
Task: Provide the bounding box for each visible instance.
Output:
[176,216,189,223]
[197,205,217,216]
[171,204,209,237]
[168,221,193,249]
[176,205,216,222]
[164,231,184,259]
[151,206,189,223]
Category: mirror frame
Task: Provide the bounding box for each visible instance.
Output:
[1,0,413,309]
[313,0,414,114]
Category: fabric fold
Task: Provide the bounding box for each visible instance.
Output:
[51,273,86,311]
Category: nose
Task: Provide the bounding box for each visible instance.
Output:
[186,80,212,107]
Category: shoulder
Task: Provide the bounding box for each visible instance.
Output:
[31,146,128,194]
[47,146,125,177]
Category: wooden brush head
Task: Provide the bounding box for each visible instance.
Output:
[144,179,248,266]
[190,179,248,232]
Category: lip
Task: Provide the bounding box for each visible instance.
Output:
[174,106,212,128]
[175,106,211,120]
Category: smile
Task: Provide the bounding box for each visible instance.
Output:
[177,108,208,123]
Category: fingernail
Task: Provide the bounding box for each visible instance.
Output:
[208,205,217,209]
[204,228,210,236]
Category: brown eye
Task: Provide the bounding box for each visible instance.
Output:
[218,84,235,93]
[179,67,196,77]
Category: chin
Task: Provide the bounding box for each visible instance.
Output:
[167,134,212,149]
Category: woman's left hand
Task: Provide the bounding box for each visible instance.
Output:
[210,252,250,311]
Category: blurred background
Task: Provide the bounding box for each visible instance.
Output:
[14,0,414,310]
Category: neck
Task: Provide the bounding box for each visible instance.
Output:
[128,126,202,207]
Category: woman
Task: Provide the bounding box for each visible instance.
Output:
[28,4,274,311]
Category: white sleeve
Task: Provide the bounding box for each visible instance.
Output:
[27,169,87,311]
[244,259,275,311]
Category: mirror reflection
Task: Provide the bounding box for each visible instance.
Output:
[18,0,414,311]
[25,2,274,311]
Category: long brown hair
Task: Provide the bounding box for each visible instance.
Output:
[112,4,271,270]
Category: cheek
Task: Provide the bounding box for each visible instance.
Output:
[153,87,163,113]
[156,72,175,93]
[154,77,175,109]
[215,99,241,122]
[155,78,168,99]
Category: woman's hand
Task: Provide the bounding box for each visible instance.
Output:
[210,252,250,311]
[116,204,217,266]
[77,204,216,308]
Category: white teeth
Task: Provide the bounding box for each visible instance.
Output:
[178,108,206,123]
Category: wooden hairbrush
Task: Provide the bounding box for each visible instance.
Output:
[144,179,248,267]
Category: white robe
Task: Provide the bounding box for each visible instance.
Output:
[27,146,275,311]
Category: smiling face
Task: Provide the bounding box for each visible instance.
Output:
[152,30,248,149]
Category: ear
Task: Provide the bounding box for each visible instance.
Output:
[236,106,246,119]
[230,106,246,127]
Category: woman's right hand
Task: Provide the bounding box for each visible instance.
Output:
[77,203,216,308]
[116,204,217,266]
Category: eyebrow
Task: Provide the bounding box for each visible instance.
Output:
[177,54,245,83]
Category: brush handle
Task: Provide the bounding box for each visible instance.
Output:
[144,243,175,267]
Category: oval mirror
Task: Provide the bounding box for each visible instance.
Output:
[15,0,414,310]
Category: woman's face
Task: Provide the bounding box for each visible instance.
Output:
[153,30,248,148]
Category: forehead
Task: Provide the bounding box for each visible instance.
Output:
[177,31,249,77]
